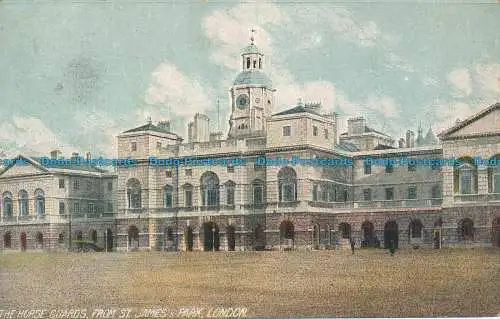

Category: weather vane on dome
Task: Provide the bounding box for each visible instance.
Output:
[250,28,256,45]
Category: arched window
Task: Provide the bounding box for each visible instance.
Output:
[2,192,13,218]
[18,190,29,216]
[201,172,219,206]
[253,60,257,68]
[224,181,235,205]
[252,179,264,204]
[459,163,474,194]
[183,183,193,207]
[278,167,297,202]
[246,57,250,69]
[163,185,173,208]
[35,189,45,216]
[259,58,262,69]
[126,179,141,209]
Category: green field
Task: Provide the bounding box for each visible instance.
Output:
[1,248,499,317]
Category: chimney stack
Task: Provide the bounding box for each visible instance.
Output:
[398,138,406,148]
[50,150,62,159]
[71,152,79,160]
[86,152,91,161]
[157,120,171,132]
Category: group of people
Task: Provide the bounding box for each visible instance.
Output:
[349,238,397,256]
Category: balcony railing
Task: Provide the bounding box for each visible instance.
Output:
[454,193,500,203]
[308,198,443,209]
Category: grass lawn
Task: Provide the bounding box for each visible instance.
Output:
[1,248,499,317]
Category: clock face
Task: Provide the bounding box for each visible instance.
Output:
[236,94,249,109]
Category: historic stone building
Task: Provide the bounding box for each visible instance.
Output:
[1,38,499,252]
[0,151,116,251]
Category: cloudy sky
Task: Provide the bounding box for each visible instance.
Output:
[0,1,499,157]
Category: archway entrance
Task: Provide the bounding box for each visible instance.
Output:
[106,229,113,252]
[338,223,351,239]
[384,221,398,249]
[20,232,27,251]
[459,218,474,241]
[4,232,12,248]
[361,221,376,247]
[203,222,220,251]
[493,217,500,247]
[226,225,235,251]
[185,227,194,251]
[253,224,265,251]
[128,225,139,250]
[279,220,294,248]
[35,232,43,249]
[89,230,97,243]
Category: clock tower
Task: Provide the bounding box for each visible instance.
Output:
[228,29,276,139]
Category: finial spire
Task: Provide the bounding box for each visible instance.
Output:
[147,116,152,125]
[297,97,303,105]
[250,28,256,45]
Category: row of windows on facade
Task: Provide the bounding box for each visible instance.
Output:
[283,125,329,139]
[58,179,113,191]
[1,197,113,218]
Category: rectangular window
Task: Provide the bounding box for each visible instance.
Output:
[494,174,500,194]
[321,187,328,202]
[107,202,113,212]
[88,203,95,214]
[131,142,137,151]
[59,202,65,215]
[281,184,295,202]
[107,182,113,191]
[227,166,234,173]
[364,164,371,175]
[185,189,193,207]
[59,179,65,189]
[408,186,417,199]
[324,129,329,139]
[460,170,472,194]
[408,163,417,172]
[73,179,80,190]
[386,164,394,173]
[165,170,172,178]
[86,181,92,191]
[283,126,291,137]
[164,192,173,208]
[156,141,162,150]
[253,185,263,204]
[254,163,264,171]
[313,184,319,201]
[363,189,372,201]
[313,126,318,136]
[185,169,192,177]
[385,188,394,200]
[226,188,235,205]
[73,203,80,214]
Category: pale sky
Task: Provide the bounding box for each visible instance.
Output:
[0,1,499,157]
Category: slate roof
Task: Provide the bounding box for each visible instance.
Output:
[373,144,395,150]
[273,105,321,117]
[122,123,169,134]
[335,142,359,152]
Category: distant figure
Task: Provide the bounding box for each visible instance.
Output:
[389,240,396,256]
[350,238,355,254]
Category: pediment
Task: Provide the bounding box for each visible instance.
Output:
[0,157,48,178]
[439,103,500,139]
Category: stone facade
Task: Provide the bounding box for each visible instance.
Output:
[1,41,499,252]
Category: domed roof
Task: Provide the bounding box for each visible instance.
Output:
[242,44,261,55]
[233,71,273,88]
